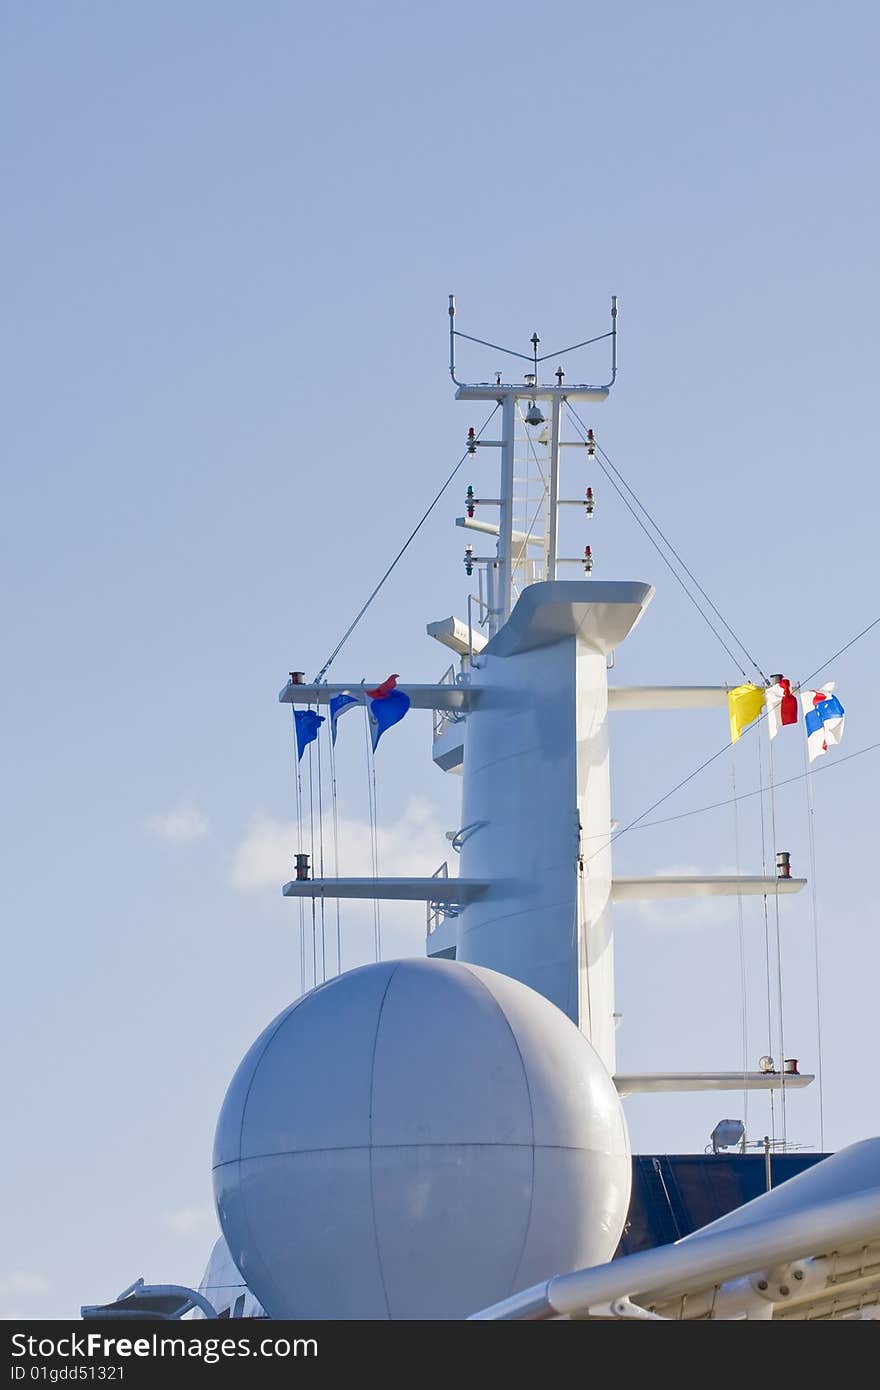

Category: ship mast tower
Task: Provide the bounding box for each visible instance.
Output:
[449,294,617,634]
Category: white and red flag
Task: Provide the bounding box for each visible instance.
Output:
[764,677,799,739]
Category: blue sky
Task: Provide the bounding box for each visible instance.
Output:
[2,1,879,1318]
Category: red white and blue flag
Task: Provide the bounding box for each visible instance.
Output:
[800,682,845,762]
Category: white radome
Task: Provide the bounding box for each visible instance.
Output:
[213,957,631,1319]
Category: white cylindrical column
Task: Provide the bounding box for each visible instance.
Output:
[456,631,617,1075]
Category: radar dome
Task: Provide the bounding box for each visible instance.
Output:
[213,957,630,1320]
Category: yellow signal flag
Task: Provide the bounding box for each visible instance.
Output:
[728,682,766,743]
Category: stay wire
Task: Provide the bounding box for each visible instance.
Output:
[731,752,749,1137]
[566,404,767,684]
[802,733,826,1151]
[316,717,327,983]
[307,724,317,989]
[328,725,343,976]
[576,865,594,1039]
[767,737,787,1147]
[611,738,880,833]
[293,710,306,994]
[313,402,501,684]
[582,439,747,676]
[371,743,382,962]
[362,697,381,962]
[757,735,776,1147]
[452,327,613,364]
[799,614,880,689]
[583,727,745,865]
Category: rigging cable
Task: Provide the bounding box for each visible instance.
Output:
[584,727,745,865]
[316,715,327,983]
[767,736,788,1148]
[565,404,767,684]
[313,402,501,684]
[795,611,877,1147]
[576,864,594,1039]
[307,721,318,988]
[610,738,880,832]
[371,738,382,962]
[328,720,343,976]
[802,732,826,1150]
[293,708,307,994]
[756,733,776,1148]
[362,694,381,963]
[730,751,749,1138]
[800,614,880,688]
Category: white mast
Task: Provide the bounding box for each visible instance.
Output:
[447,298,635,1070]
[281,299,809,1091]
[448,293,617,631]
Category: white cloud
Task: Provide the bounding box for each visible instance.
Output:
[231,796,447,890]
[230,797,451,969]
[145,803,209,844]
[0,1272,50,1296]
[163,1206,217,1239]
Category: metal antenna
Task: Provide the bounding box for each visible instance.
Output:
[448,295,618,389]
[449,297,618,633]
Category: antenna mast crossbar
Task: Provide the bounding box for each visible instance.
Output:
[449,296,617,632]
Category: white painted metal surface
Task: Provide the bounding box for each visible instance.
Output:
[426,615,488,655]
[483,580,654,657]
[455,580,653,1074]
[279,679,475,710]
[608,685,730,710]
[281,876,489,902]
[455,385,610,402]
[431,718,465,774]
[611,875,806,901]
[455,515,541,549]
[614,1071,814,1096]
